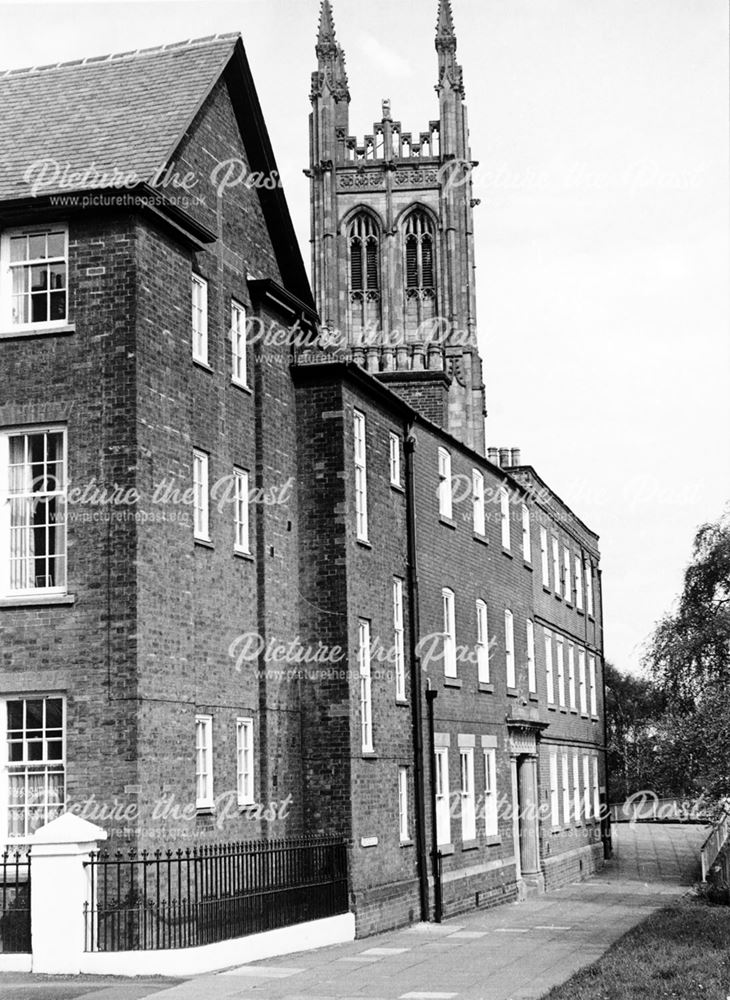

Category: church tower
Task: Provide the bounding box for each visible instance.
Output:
[308,0,487,453]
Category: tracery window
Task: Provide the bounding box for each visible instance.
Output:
[404,210,436,338]
[348,213,381,340]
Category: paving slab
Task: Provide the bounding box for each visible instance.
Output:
[0,823,709,1000]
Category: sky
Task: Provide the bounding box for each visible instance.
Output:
[1,0,728,675]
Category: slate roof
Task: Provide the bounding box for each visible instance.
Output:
[0,34,240,201]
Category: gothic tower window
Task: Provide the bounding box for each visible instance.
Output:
[348,213,381,341]
[404,210,437,339]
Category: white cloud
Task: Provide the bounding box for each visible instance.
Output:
[356,29,413,79]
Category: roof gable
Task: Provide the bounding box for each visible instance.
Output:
[0,32,315,310]
[0,35,238,202]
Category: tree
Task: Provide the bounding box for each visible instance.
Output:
[644,514,730,705]
[604,661,666,801]
[643,511,730,800]
[650,685,730,801]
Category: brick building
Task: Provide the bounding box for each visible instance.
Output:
[0,1,607,940]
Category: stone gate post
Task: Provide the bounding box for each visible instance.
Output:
[30,813,107,974]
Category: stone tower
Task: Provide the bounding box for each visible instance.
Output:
[308,0,487,453]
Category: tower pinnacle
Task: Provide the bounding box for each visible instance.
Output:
[436,0,457,50]
[309,0,485,452]
[317,0,337,55]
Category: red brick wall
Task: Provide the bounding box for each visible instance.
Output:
[0,214,141,827]
[130,79,304,848]
[292,364,607,935]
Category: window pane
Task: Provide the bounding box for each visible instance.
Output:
[31,265,48,292]
[12,294,30,325]
[48,264,66,290]
[50,287,67,318]
[47,232,65,257]
[7,701,24,730]
[12,266,29,294]
[46,700,62,727]
[26,700,43,729]
[31,294,48,323]
[28,234,46,259]
[10,236,26,262]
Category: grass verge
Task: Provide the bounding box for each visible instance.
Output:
[541,895,730,1000]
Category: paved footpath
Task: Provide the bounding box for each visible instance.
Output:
[0,823,709,1000]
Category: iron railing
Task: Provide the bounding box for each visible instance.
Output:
[701,807,730,882]
[0,849,31,954]
[84,836,349,952]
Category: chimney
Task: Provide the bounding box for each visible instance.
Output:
[511,448,521,466]
[487,447,500,466]
[499,447,511,468]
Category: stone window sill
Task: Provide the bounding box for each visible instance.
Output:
[444,676,462,689]
[195,537,214,550]
[478,682,494,694]
[439,516,457,530]
[400,839,414,849]
[438,843,455,857]
[231,378,253,395]
[233,549,254,562]
[506,687,519,698]
[0,593,75,608]
[502,548,513,559]
[193,359,213,373]
[473,532,489,547]
[529,693,539,702]
[356,538,372,550]
[486,835,502,847]
[390,482,405,494]
[0,323,75,339]
[462,839,479,852]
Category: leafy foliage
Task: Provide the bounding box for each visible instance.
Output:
[645,515,730,705]
[605,661,665,800]
[641,512,730,799]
